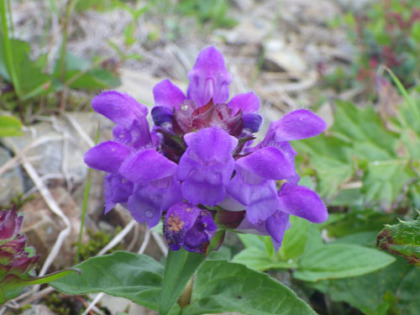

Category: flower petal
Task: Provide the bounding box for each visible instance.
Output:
[267,109,326,142]
[120,149,178,184]
[182,180,225,206]
[227,92,260,114]
[92,91,147,127]
[151,105,174,127]
[278,183,328,223]
[84,141,133,173]
[266,211,290,250]
[236,147,295,180]
[184,210,217,253]
[183,127,238,163]
[127,177,182,228]
[187,46,232,107]
[153,79,186,109]
[243,113,262,133]
[164,202,201,251]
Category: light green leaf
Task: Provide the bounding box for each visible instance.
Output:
[279,216,310,261]
[51,252,164,311]
[331,100,398,161]
[0,269,76,304]
[0,115,23,137]
[295,243,395,282]
[293,134,354,199]
[184,260,315,315]
[363,159,413,210]
[312,257,420,315]
[0,36,50,99]
[233,247,296,271]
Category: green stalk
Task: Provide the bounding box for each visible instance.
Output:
[383,66,420,124]
[0,0,21,98]
[58,0,77,112]
[75,125,100,264]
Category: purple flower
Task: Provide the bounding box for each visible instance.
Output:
[84,46,328,253]
[164,202,216,253]
[178,127,237,206]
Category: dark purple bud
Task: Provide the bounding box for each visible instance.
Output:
[0,210,22,240]
[242,113,262,133]
[0,210,39,281]
[151,106,174,127]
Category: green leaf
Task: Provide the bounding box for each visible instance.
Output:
[0,115,23,137]
[0,36,50,99]
[294,134,353,199]
[295,243,395,282]
[331,100,398,161]
[0,269,76,304]
[51,252,164,311]
[233,247,296,271]
[325,209,396,238]
[362,159,413,210]
[53,52,120,90]
[279,216,310,260]
[159,248,204,315]
[377,216,420,266]
[184,260,315,315]
[312,257,420,315]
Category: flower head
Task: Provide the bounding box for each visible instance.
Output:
[85,46,328,253]
[0,210,39,283]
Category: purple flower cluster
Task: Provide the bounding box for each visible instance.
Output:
[85,47,328,253]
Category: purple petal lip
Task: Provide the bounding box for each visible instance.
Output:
[187,46,232,107]
[183,127,238,162]
[92,91,147,127]
[120,149,178,184]
[278,183,328,223]
[235,147,295,180]
[227,92,260,115]
[266,211,290,250]
[268,109,326,142]
[84,141,133,173]
[153,79,186,109]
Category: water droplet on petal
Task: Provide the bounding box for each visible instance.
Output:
[145,210,154,218]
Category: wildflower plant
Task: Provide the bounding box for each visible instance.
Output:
[49,47,402,314]
[83,47,328,254]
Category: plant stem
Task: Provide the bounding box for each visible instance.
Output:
[75,124,100,264]
[0,0,21,98]
[58,0,77,113]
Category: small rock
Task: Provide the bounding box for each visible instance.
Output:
[118,69,186,107]
[231,0,254,12]
[98,294,158,315]
[21,187,85,270]
[0,146,24,206]
[20,304,56,315]
[224,19,270,45]
[263,40,308,75]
